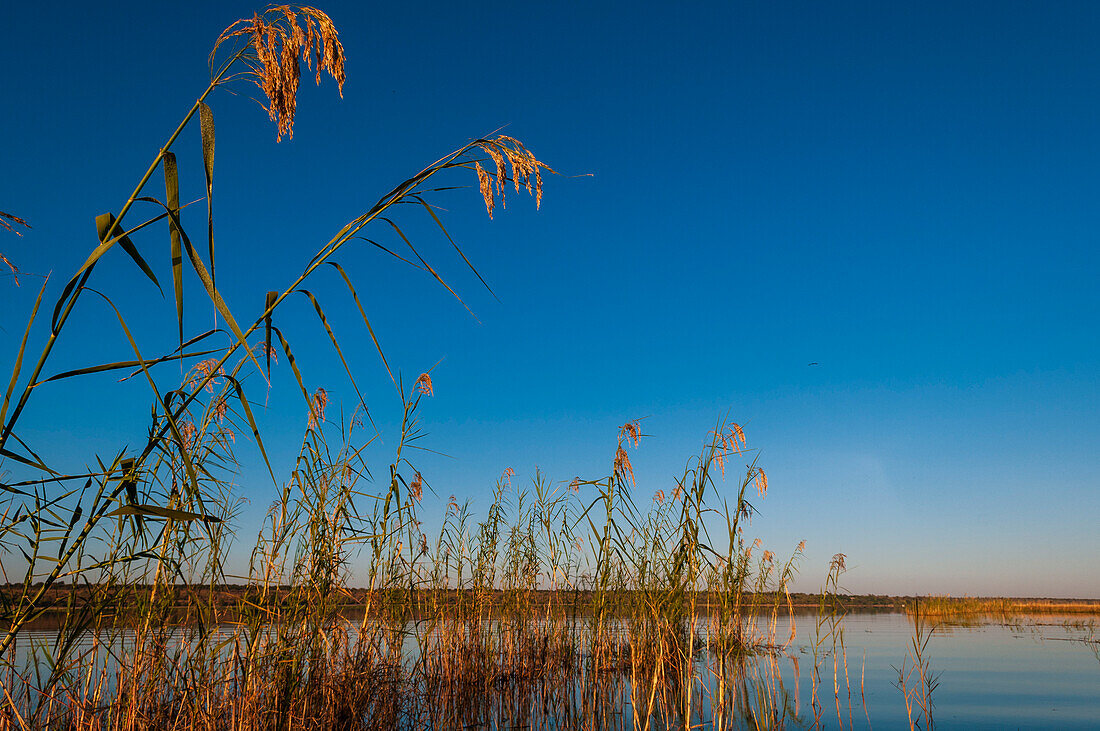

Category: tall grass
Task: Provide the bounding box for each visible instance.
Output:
[0,6,804,730]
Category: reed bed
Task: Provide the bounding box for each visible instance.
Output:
[0,6,816,730]
[904,596,1100,619]
[1,403,807,730]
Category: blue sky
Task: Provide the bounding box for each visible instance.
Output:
[1,1,1097,596]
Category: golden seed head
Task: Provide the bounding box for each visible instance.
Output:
[193,358,225,393]
[755,467,768,497]
[732,423,746,445]
[215,5,346,142]
[409,471,423,503]
[501,467,515,485]
[475,161,494,219]
[179,421,197,452]
[763,550,775,563]
[614,445,635,488]
[415,372,433,396]
[472,137,555,218]
[831,553,847,572]
[654,489,665,504]
[569,477,580,493]
[0,211,29,285]
[307,387,328,429]
[797,540,806,553]
[0,210,30,236]
[619,419,642,448]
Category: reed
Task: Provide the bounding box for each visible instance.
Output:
[895,598,940,731]
[906,596,1100,619]
[0,6,803,730]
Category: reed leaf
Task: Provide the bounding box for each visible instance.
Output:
[164,152,184,351]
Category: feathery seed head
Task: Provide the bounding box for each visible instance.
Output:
[415,372,433,396]
[179,421,197,452]
[307,387,328,429]
[614,445,635,488]
[409,472,423,503]
[213,397,229,424]
[0,211,30,236]
[619,419,642,448]
[475,161,494,219]
[193,358,225,393]
[472,137,555,218]
[755,468,768,497]
[215,6,345,142]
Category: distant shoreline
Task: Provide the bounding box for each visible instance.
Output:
[5,584,1099,616]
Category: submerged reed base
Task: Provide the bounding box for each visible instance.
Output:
[1,603,805,730]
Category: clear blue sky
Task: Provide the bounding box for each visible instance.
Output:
[1,1,1097,597]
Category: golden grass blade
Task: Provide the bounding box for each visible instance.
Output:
[0,446,56,478]
[223,374,277,487]
[379,216,477,321]
[106,504,222,523]
[1,277,48,432]
[37,346,224,385]
[49,210,178,332]
[200,102,215,292]
[96,213,162,294]
[164,153,184,352]
[264,290,277,375]
[168,207,265,380]
[297,289,371,420]
[327,261,396,389]
[410,195,496,300]
[272,326,312,413]
[5,433,55,477]
[89,289,202,502]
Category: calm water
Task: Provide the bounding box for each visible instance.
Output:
[776,612,1100,729]
[10,612,1099,728]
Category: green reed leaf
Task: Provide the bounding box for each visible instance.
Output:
[164,152,184,352]
[96,213,161,294]
[107,504,222,523]
[200,102,215,291]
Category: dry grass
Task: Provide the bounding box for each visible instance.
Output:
[0,7,815,730]
[909,596,1100,618]
[0,210,29,285]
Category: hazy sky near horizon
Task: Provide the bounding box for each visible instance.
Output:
[1,1,1097,597]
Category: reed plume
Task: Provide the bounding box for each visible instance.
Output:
[214,5,346,141]
[0,210,29,284]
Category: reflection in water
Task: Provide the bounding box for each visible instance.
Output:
[5,612,1099,729]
